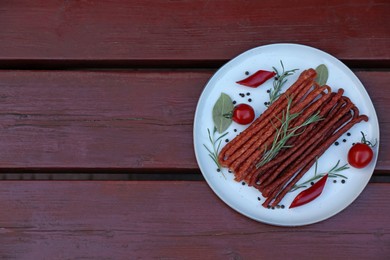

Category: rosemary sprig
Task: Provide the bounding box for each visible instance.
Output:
[203,127,228,178]
[256,97,323,168]
[267,61,299,106]
[290,160,350,192]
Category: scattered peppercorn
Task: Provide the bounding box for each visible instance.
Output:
[234,129,237,132]
[266,89,271,93]
[248,98,252,102]
[264,102,268,106]
[245,71,249,75]
[333,180,337,183]
[335,141,339,146]
[343,139,347,142]
[257,197,261,201]
[239,93,245,97]
[242,182,245,186]
[341,179,346,184]
[310,182,314,186]
[347,132,351,136]
[267,205,271,209]
[281,205,285,209]
[233,101,236,105]
[271,207,275,210]
[352,143,355,146]
[246,92,250,96]
[217,169,220,172]
[225,139,229,143]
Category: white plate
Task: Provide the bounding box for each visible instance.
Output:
[193,43,380,226]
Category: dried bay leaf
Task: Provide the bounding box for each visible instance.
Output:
[315,64,329,86]
[212,93,233,133]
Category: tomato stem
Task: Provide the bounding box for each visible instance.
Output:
[360,131,377,147]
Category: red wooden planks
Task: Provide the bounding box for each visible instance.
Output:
[0,181,388,259]
[0,0,389,66]
[0,70,206,170]
[357,72,390,172]
[0,70,388,171]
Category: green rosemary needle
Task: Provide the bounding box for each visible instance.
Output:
[290,160,349,192]
[256,97,323,168]
[268,61,299,106]
[203,127,228,178]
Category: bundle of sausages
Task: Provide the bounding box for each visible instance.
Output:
[218,68,368,208]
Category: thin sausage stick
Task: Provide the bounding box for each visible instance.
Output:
[218,70,316,166]
[259,118,342,200]
[261,109,354,199]
[261,112,353,205]
[250,95,346,187]
[223,77,317,168]
[260,100,354,194]
[240,89,333,183]
[269,114,368,207]
[232,85,329,179]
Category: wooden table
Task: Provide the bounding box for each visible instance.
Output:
[0,1,389,259]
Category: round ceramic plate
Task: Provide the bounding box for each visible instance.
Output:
[193,43,379,226]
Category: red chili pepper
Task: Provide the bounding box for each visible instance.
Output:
[236,70,276,88]
[289,174,328,209]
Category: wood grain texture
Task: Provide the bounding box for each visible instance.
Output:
[0,70,206,170]
[0,70,388,171]
[0,0,389,66]
[0,181,388,259]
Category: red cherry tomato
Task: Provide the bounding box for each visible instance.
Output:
[348,143,373,168]
[232,104,255,125]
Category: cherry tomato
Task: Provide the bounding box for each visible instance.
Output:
[348,143,373,168]
[232,104,255,125]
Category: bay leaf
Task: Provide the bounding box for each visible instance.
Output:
[212,93,233,133]
[315,64,329,86]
